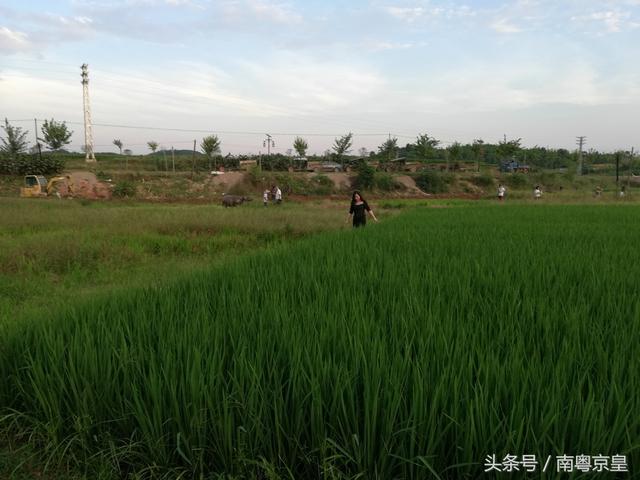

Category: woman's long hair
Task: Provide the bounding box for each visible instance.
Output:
[351,190,365,205]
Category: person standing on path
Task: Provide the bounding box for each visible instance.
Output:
[275,185,282,204]
[346,191,378,228]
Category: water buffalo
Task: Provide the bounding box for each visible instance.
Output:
[222,194,251,207]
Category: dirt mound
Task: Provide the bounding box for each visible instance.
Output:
[395,175,428,196]
[68,171,112,199]
[208,172,246,192]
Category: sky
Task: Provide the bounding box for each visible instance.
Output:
[1,0,639,155]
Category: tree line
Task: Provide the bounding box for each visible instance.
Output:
[1,118,635,173]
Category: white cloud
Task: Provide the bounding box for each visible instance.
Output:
[384,4,476,23]
[221,0,303,26]
[0,27,32,53]
[490,17,523,34]
[385,6,426,22]
[571,9,636,33]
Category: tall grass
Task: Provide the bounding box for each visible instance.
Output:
[1,204,639,478]
[0,198,350,320]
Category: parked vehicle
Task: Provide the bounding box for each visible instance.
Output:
[320,161,343,172]
[500,160,530,173]
[20,175,74,198]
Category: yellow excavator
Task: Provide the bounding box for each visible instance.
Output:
[20,175,74,198]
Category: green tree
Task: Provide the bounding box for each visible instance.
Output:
[201,134,221,171]
[41,118,73,151]
[113,139,123,155]
[147,141,159,153]
[447,142,462,170]
[332,132,353,168]
[471,139,484,172]
[1,118,29,155]
[378,137,398,171]
[497,136,521,160]
[293,137,308,157]
[414,133,439,161]
[378,137,398,159]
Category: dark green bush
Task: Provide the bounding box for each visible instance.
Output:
[353,161,375,190]
[112,181,136,198]
[374,173,401,192]
[309,175,334,195]
[0,153,65,175]
[471,174,495,188]
[414,170,451,193]
[505,173,529,189]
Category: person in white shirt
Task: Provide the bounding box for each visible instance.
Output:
[275,186,282,204]
[497,184,506,201]
[533,185,542,200]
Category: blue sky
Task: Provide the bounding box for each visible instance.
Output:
[1,0,639,154]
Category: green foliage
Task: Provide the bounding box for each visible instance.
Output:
[200,134,221,171]
[332,132,353,166]
[1,118,29,155]
[414,170,451,193]
[260,153,290,171]
[378,137,398,160]
[309,174,333,195]
[147,141,158,153]
[413,133,439,160]
[41,119,73,151]
[505,172,530,189]
[112,181,136,198]
[293,137,308,157]
[353,160,375,190]
[374,172,400,191]
[471,174,495,188]
[497,136,522,159]
[0,153,65,175]
[2,206,638,478]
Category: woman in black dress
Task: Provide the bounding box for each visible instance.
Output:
[347,191,378,227]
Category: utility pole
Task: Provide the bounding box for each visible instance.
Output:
[576,136,586,176]
[616,151,620,184]
[263,134,275,156]
[34,118,38,146]
[81,64,96,162]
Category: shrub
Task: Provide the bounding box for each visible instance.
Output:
[414,170,451,193]
[471,174,495,188]
[353,161,375,190]
[374,173,401,192]
[505,173,529,189]
[0,153,65,175]
[309,175,334,195]
[112,181,136,198]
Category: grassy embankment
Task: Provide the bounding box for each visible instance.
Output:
[1,204,638,479]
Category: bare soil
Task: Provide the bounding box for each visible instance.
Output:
[68,171,112,199]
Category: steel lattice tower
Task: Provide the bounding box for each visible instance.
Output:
[81,64,96,162]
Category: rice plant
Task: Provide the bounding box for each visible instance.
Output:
[1,204,639,479]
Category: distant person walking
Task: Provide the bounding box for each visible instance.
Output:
[347,191,378,228]
[274,185,282,204]
[533,185,542,200]
[263,189,269,206]
[497,184,506,201]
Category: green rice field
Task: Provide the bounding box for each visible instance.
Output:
[1,202,639,479]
